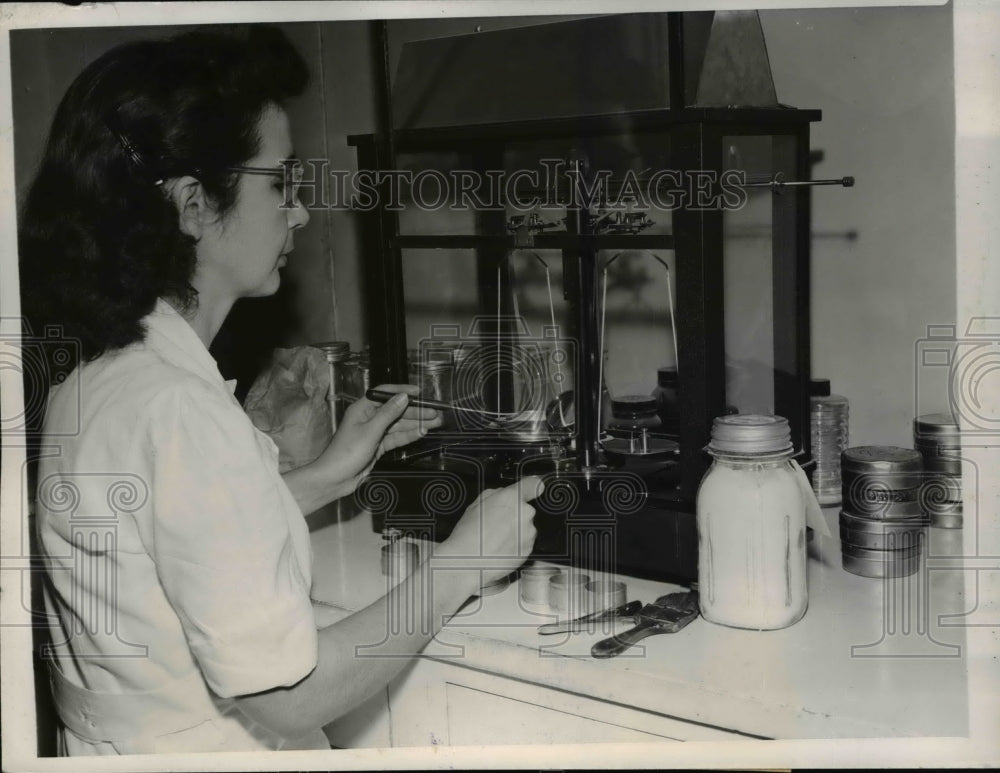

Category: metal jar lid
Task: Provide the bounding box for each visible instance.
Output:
[312,340,351,363]
[409,359,453,374]
[842,446,923,474]
[707,414,793,455]
[914,413,960,439]
[810,378,831,397]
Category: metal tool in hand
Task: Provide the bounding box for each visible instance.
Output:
[591,590,699,659]
[365,388,517,420]
[536,600,642,635]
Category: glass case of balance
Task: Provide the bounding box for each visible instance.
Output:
[346,13,848,583]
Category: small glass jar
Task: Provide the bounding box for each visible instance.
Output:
[343,351,371,401]
[312,341,351,433]
[409,358,455,430]
[696,414,808,630]
[407,359,452,401]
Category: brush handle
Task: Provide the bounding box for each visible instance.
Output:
[590,619,666,659]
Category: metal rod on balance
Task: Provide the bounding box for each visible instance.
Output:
[567,156,601,471]
[742,175,855,190]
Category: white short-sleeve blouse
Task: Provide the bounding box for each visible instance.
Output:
[36,300,326,754]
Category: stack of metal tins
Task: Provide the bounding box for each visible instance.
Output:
[840,446,928,578]
[913,413,963,529]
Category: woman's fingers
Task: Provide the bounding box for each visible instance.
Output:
[369,383,441,423]
[370,391,410,432]
[387,414,442,437]
[381,426,426,452]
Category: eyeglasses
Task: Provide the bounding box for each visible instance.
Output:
[226,162,304,207]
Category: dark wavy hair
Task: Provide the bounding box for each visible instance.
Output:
[18,25,308,374]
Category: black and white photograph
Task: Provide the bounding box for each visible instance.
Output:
[0,1,997,770]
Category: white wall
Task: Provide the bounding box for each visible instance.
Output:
[761,4,956,447]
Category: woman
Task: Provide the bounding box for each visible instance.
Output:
[20,26,540,755]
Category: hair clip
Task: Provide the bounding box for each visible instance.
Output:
[108,108,164,185]
[113,128,145,169]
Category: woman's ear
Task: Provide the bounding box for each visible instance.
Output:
[164,176,211,240]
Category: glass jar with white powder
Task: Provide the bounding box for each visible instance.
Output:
[696,414,808,630]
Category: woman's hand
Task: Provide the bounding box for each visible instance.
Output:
[320,384,441,497]
[362,384,443,454]
[434,476,545,589]
[283,384,441,514]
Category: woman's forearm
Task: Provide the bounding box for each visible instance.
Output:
[281,458,351,516]
[233,548,480,737]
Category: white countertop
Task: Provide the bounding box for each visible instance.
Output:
[309,502,969,740]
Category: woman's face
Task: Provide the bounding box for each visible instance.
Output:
[193,105,309,301]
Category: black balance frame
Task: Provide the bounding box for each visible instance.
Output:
[349,106,817,585]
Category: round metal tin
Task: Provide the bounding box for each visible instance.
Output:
[924,497,963,516]
[842,549,921,579]
[842,542,922,579]
[840,509,928,531]
[549,572,591,615]
[519,566,562,607]
[380,540,419,578]
[585,579,627,612]
[839,511,927,550]
[914,438,963,475]
[842,473,924,499]
[931,511,964,529]
[919,475,963,515]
